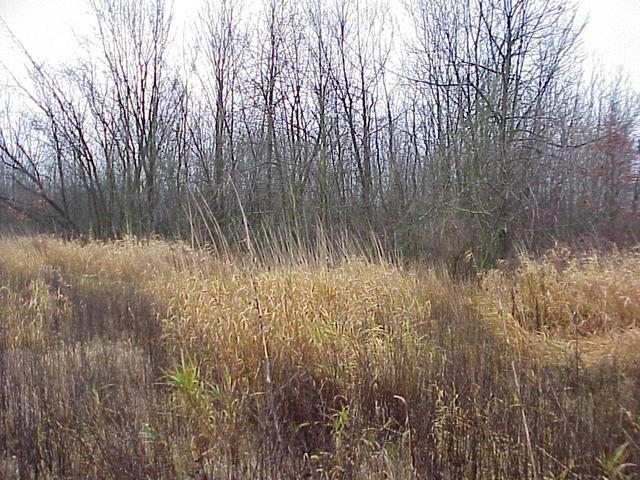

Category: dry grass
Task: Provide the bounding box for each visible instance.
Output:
[0,235,214,284]
[478,246,640,369]
[1,235,639,479]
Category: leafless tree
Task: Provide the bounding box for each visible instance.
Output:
[0,0,637,259]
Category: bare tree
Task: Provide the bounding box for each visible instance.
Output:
[327,0,391,223]
[0,0,637,258]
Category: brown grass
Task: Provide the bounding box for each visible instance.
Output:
[1,235,639,479]
[478,246,640,370]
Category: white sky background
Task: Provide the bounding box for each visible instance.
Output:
[1,0,640,90]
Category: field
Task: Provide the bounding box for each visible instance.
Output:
[1,236,639,479]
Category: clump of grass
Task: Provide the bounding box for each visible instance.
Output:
[0,235,211,283]
[160,258,438,471]
[478,246,640,369]
[0,278,72,349]
[163,258,433,387]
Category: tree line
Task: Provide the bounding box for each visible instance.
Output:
[1,0,638,267]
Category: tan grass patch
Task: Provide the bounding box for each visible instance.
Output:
[0,235,211,282]
[477,246,640,369]
[162,258,436,392]
[0,279,73,349]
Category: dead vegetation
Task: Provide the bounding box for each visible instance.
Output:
[0,235,638,479]
[479,246,640,370]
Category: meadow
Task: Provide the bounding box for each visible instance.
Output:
[0,235,639,479]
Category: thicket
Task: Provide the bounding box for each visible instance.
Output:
[0,0,638,267]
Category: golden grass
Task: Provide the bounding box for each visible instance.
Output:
[1,235,639,478]
[0,278,73,349]
[478,245,640,369]
[0,234,210,282]
[158,258,451,468]
[163,258,434,384]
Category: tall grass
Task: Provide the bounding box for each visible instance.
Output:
[0,235,638,479]
[479,246,640,368]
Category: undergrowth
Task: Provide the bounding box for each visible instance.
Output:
[0,235,638,479]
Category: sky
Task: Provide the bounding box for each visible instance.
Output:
[578,0,640,88]
[1,0,640,90]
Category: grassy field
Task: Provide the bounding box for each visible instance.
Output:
[0,236,639,479]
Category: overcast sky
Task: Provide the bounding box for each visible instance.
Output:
[1,0,639,90]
